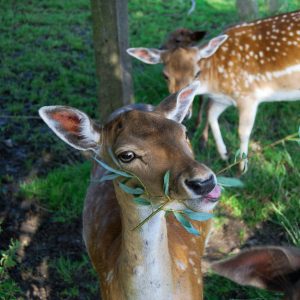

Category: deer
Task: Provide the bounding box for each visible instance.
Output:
[39,81,222,300]
[127,10,300,171]
[212,246,300,300]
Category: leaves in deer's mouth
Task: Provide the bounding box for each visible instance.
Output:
[94,157,133,178]
[183,209,213,221]
[118,182,144,195]
[163,170,170,195]
[173,211,200,236]
[132,197,151,206]
[99,173,120,182]
[217,176,244,188]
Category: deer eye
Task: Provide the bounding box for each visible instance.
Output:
[195,70,201,78]
[118,151,136,163]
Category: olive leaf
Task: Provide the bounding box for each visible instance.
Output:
[108,147,120,167]
[163,170,170,195]
[93,157,132,178]
[99,173,120,182]
[183,209,213,221]
[173,211,200,236]
[119,182,144,195]
[133,197,151,206]
[217,176,244,188]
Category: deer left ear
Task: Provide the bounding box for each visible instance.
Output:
[127,48,164,64]
[198,34,228,59]
[155,81,200,123]
[39,106,101,153]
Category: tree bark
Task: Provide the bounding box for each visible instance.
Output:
[90,0,133,122]
[236,0,259,21]
[266,0,287,15]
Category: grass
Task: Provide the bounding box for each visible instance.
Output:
[1,0,300,299]
[20,162,91,223]
[50,255,98,299]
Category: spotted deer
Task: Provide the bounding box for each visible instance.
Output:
[39,82,222,300]
[212,246,300,300]
[127,11,300,171]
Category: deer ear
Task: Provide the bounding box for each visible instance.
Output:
[198,34,228,59]
[127,48,163,64]
[212,246,300,292]
[191,30,206,42]
[155,81,200,123]
[39,106,101,153]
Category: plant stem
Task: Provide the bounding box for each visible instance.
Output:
[131,197,170,231]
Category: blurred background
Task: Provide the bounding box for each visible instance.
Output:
[0,0,299,299]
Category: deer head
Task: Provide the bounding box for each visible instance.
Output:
[39,81,220,212]
[160,28,206,50]
[127,35,228,93]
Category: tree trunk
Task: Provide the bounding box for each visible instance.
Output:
[90,0,133,122]
[266,0,287,15]
[236,0,259,21]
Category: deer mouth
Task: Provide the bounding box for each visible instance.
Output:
[202,185,221,203]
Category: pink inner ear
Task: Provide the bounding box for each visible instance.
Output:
[52,111,81,134]
[138,49,151,60]
[179,89,193,102]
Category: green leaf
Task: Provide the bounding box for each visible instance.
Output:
[119,182,144,195]
[163,170,170,195]
[108,148,120,167]
[217,176,244,188]
[173,211,200,236]
[241,152,247,159]
[183,209,213,221]
[234,149,240,163]
[99,173,119,182]
[133,197,151,206]
[93,157,132,178]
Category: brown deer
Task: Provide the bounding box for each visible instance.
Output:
[212,246,300,300]
[159,28,208,126]
[39,82,222,300]
[127,11,300,171]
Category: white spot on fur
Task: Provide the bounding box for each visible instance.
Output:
[175,259,187,271]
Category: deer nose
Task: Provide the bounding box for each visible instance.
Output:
[184,175,216,196]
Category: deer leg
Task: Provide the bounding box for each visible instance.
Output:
[208,102,230,160]
[199,99,212,149]
[238,102,258,172]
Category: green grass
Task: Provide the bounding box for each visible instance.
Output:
[20,162,91,223]
[2,0,300,299]
[50,254,98,299]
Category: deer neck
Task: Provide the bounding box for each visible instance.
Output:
[114,183,173,300]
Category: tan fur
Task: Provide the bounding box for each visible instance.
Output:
[83,109,216,299]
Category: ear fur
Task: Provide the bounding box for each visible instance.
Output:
[212,246,300,293]
[126,48,163,64]
[39,106,101,153]
[198,34,228,59]
[155,81,200,123]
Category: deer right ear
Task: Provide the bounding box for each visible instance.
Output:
[127,48,164,64]
[198,34,228,59]
[39,106,101,153]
